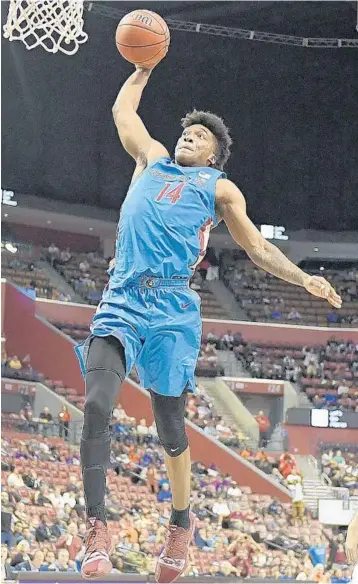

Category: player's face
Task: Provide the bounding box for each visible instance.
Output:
[175,124,217,167]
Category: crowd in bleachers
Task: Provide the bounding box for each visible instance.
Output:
[205,331,358,411]
[3,242,358,329]
[2,249,55,300]
[320,445,358,493]
[1,245,71,301]
[2,346,282,484]
[0,411,352,581]
[48,244,108,305]
[47,244,228,318]
[221,253,358,327]
[2,242,357,582]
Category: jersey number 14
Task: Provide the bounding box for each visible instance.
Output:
[155,182,184,204]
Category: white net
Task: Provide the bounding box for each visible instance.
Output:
[3,0,88,55]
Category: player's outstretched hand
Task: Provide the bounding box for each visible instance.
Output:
[109,258,115,270]
[304,275,342,308]
[346,512,358,564]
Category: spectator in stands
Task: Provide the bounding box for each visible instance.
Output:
[55,522,82,561]
[1,545,13,580]
[1,496,14,547]
[327,310,339,324]
[48,548,75,572]
[333,450,345,465]
[38,406,53,437]
[221,330,234,350]
[10,540,31,568]
[48,243,59,265]
[206,330,220,347]
[271,306,282,320]
[157,483,172,503]
[22,469,41,489]
[145,464,158,494]
[79,259,90,273]
[7,467,24,489]
[227,481,241,499]
[331,568,351,583]
[136,418,149,445]
[60,248,72,265]
[34,485,53,507]
[306,359,318,378]
[13,502,28,524]
[268,498,283,516]
[8,355,22,370]
[287,469,305,525]
[35,514,58,542]
[203,342,218,365]
[212,497,230,527]
[58,405,71,441]
[288,308,302,321]
[309,538,327,568]
[255,410,270,448]
[16,549,45,572]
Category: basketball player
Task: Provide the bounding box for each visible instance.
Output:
[76,64,342,581]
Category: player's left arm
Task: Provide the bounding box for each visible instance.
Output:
[215,179,342,307]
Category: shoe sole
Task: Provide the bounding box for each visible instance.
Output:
[155,513,197,583]
[81,558,113,579]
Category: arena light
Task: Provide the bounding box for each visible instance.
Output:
[4,242,17,254]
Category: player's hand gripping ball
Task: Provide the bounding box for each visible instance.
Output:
[116,10,170,68]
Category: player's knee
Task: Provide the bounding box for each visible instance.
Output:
[158,430,188,458]
[83,369,120,439]
[151,390,188,457]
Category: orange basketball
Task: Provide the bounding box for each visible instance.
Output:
[116,10,170,67]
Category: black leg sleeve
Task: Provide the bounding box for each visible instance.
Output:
[80,335,126,522]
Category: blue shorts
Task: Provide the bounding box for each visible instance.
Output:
[74,277,202,397]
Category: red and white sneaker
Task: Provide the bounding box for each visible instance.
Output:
[81,518,112,579]
[155,512,196,583]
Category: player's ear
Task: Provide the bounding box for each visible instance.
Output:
[208,153,216,166]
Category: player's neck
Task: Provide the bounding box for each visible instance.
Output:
[174,158,210,169]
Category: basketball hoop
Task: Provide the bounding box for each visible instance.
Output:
[3,0,88,55]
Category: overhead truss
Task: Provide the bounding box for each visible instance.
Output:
[85,2,358,49]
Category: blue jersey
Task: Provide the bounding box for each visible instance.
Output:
[109,157,226,288]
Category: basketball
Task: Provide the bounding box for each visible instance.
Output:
[116,10,170,67]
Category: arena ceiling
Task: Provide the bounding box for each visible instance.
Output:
[2,1,358,231]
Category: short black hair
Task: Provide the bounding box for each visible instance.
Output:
[181,109,232,170]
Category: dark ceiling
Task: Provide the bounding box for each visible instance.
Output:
[2,1,358,230]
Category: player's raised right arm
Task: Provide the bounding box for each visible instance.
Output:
[112,67,168,165]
